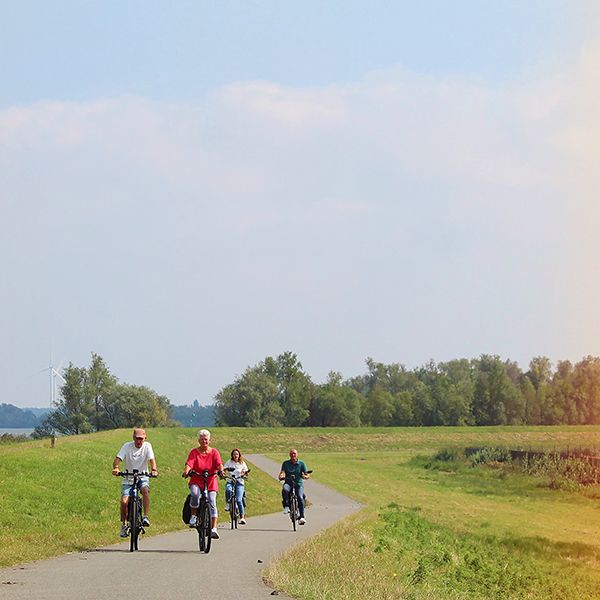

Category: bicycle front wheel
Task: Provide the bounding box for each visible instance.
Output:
[230,495,237,529]
[202,501,212,553]
[290,495,297,532]
[129,498,139,552]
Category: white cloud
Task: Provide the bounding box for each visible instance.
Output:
[2,44,600,406]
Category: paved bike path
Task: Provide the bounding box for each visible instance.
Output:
[0,455,361,600]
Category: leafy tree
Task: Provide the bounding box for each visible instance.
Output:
[391,391,414,425]
[547,360,577,424]
[86,353,118,431]
[410,381,435,426]
[34,354,173,435]
[215,364,282,427]
[36,364,93,435]
[309,372,362,427]
[114,384,173,427]
[527,356,552,389]
[471,355,524,425]
[361,386,394,426]
[438,359,475,425]
[274,352,313,426]
[521,376,541,425]
[571,356,600,424]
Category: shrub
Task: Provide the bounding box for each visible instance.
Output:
[433,448,464,462]
[469,447,512,466]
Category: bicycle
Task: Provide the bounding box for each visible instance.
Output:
[224,467,250,529]
[117,469,156,552]
[287,470,313,532]
[183,469,219,553]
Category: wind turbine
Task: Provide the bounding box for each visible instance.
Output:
[41,360,66,406]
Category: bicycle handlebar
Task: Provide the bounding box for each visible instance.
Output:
[224,468,251,481]
[288,469,313,481]
[117,471,157,478]
[183,469,221,479]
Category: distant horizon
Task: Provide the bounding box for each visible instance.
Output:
[9,349,600,411]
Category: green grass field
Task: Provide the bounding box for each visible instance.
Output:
[3,426,600,599]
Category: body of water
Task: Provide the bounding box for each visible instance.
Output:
[0,428,34,436]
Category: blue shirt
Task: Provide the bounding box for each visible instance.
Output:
[280,459,307,487]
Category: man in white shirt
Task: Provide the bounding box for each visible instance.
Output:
[112,428,158,538]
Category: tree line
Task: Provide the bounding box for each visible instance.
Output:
[34,353,173,437]
[215,352,600,427]
[33,350,600,434]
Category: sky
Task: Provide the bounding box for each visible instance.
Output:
[1,1,600,408]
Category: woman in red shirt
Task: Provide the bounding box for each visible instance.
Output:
[183,429,224,539]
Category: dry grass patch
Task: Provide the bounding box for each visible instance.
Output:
[264,511,415,600]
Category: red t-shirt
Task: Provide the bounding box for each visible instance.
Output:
[186,447,223,491]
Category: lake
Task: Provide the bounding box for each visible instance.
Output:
[0,428,34,436]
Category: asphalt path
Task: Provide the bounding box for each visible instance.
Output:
[0,455,361,600]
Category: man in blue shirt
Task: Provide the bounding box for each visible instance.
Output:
[278,448,311,525]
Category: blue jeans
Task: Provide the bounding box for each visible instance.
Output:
[225,481,245,516]
[121,476,149,497]
[282,482,304,518]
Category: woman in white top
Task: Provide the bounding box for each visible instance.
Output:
[223,448,248,524]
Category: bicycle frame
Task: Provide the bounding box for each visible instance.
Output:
[224,468,250,529]
[285,470,312,531]
[185,469,219,553]
[118,470,155,552]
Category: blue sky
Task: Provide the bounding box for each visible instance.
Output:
[2,1,593,106]
[1,2,599,408]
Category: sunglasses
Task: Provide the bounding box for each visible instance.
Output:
[134,436,145,440]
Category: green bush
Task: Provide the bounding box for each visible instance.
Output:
[433,448,464,462]
[469,447,512,466]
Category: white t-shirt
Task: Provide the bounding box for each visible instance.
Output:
[117,441,155,483]
[223,459,248,483]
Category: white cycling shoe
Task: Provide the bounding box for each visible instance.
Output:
[188,515,198,527]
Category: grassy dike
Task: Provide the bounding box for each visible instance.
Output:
[4,426,600,598]
[0,427,284,566]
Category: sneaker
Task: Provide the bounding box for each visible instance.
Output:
[142,515,150,527]
[239,518,246,525]
[211,528,220,539]
[283,507,289,514]
[188,515,198,527]
[119,524,129,538]
[224,504,230,511]
[299,517,306,525]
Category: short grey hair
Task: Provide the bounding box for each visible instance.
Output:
[198,429,211,439]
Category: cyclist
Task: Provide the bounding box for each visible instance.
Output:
[223,448,249,525]
[183,429,224,539]
[112,428,158,538]
[278,448,310,525]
